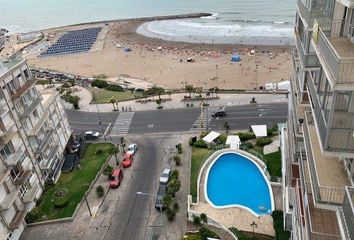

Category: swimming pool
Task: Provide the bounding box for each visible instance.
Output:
[205,152,274,216]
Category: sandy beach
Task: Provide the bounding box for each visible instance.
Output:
[24,17,292,90]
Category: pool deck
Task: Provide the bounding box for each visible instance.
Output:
[190,149,276,236]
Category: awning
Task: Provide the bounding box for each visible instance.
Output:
[202,131,220,144]
[226,135,241,149]
[251,125,267,137]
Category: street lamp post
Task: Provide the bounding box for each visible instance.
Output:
[136,191,167,240]
[215,64,219,89]
[250,221,258,240]
[95,103,106,140]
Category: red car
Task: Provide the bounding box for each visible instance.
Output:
[109,169,123,188]
[121,153,133,168]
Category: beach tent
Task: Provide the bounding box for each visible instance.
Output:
[226,135,241,149]
[251,125,267,137]
[123,47,132,52]
[202,131,220,144]
[231,55,241,62]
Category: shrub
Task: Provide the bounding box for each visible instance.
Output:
[256,137,273,147]
[189,138,194,146]
[163,194,173,208]
[105,84,124,92]
[241,142,253,149]
[166,207,176,221]
[250,97,257,103]
[200,213,208,225]
[96,149,103,155]
[91,79,109,89]
[216,134,227,145]
[53,188,70,208]
[103,165,114,177]
[96,185,104,198]
[25,208,39,223]
[170,169,179,180]
[174,155,181,166]
[167,179,181,197]
[192,215,201,227]
[272,211,291,240]
[157,105,163,109]
[178,146,183,154]
[237,132,255,142]
[200,132,209,139]
[199,226,219,240]
[172,202,180,212]
[156,99,161,105]
[194,140,208,148]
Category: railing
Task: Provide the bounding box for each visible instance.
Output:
[295,30,320,68]
[39,144,60,170]
[9,209,26,230]
[341,187,354,240]
[303,113,345,206]
[10,79,35,99]
[317,29,354,84]
[18,96,42,119]
[297,0,324,27]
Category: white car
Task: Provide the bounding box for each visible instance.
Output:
[84,131,100,139]
[126,143,137,155]
[159,169,171,184]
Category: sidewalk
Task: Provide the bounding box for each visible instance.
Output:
[64,86,288,112]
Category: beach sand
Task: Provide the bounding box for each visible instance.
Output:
[26,19,292,90]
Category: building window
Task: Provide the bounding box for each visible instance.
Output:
[10,164,21,182]
[335,92,351,112]
[7,231,13,240]
[19,184,28,200]
[0,143,13,158]
[24,68,30,79]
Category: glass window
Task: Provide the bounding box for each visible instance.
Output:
[10,164,21,181]
[335,92,351,112]
[0,144,13,158]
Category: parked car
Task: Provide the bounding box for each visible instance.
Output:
[155,184,167,210]
[121,153,133,168]
[126,143,137,155]
[159,169,171,184]
[109,169,123,188]
[84,131,100,139]
[212,107,227,118]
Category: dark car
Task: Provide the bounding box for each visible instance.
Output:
[212,108,227,118]
[155,184,167,210]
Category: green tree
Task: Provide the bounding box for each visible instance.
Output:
[200,213,208,225]
[185,84,194,98]
[192,215,201,227]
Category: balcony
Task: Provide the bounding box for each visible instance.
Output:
[0,186,17,210]
[340,186,354,240]
[316,29,354,85]
[296,0,323,28]
[27,111,48,136]
[9,209,26,230]
[36,129,54,154]
[18,96,42,119]
[23,185,39,203]
[295,30,320,69]
[0,125,17,146]
[303,112,349,206]
[10,79,35,100]
[13,170,31,186]
[6,148,25,167]
[39,144,60,170]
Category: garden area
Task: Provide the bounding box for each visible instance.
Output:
[189,124,282,201]
[25,143,115,223]
[88,87,141,104]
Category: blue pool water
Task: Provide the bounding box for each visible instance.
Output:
[206,152,273,215]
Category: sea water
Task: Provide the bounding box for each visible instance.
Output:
[0,0,295,44]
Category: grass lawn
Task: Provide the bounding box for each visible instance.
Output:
[29,143,114,222]
[88,87,142,104]
[264,150,282,178]
[190,147,212,202]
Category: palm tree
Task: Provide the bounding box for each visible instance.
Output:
[167,90,172,100]
[142,90,148,102]
[209,88,214,98]
[185,84,194,98]
[155,87,164,101]
[215,87,219,98]
[109,98,117,111]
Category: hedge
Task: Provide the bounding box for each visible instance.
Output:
[194,140,208,148]
[256,137,273,147]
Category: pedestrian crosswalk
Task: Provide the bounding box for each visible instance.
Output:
[110,112,135,136]
[190,107,217,131]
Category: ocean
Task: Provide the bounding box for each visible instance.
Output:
[0,0,296,45]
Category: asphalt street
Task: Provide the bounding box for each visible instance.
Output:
[66,103,288,135]
[65,109,118,135]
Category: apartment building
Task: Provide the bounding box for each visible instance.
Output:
[282,0,354,239]
[0,58,71,240]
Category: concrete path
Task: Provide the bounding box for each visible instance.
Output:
[64,86,288,112]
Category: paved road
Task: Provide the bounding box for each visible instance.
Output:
[65,109,118,135]
[66,103,288,135]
